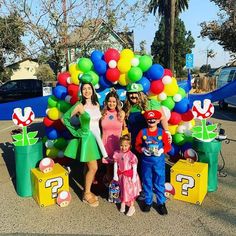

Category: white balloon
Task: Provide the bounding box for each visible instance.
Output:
[161,106,171,121]
[173,94,182,102]
[45,108,50,115]
[65,95,72,103]
[159,92,167,101]
[45,140,54,148]
[94,84,100,89]
[108,60,117,68]
[177,125,186,133]
[66,77,72,84]
[131,58,139,67]
[162,76,172,84]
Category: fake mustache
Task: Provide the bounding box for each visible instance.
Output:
[147,119,156,124]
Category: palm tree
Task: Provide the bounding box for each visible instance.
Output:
[149,0,189,73]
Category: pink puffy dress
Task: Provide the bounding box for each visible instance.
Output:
[113,150,142,205]
[101,110,123,162]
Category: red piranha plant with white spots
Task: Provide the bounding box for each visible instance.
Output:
[12,107,39,146]
[191,99,217,142]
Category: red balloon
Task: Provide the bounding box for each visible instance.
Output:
[169,112,182,125]
[67,84,79,97]
[150,80,164,95]
[106,68,120,82]
[54,119,66,131]
[164,69,173,77]
[43,116,54,127]
[70,96,79,105]
[181,109,194,121]
[104,48,120,63]
[57,72,70,87]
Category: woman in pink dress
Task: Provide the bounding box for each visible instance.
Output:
[113,134,142,216]
[101,88,125,183]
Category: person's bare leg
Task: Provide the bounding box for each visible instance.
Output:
[85,160,98,194]
[126,201,135,216]
[120,202,126,213]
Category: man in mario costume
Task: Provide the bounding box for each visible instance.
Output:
[135,110,171,215]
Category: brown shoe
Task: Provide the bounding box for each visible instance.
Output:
[83,192,99,207]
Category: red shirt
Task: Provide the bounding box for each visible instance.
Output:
[135,128,171,154]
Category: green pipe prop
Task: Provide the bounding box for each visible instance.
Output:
[15,141,43,197]
[193,139,222,192]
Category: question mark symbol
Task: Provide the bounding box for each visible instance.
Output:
[176,174,195,196]
[45,177,63,198]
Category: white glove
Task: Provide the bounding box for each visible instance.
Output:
[165,131,172,144]
[156,148,164,156]
[141,147,151,156]
[113,162,119,181]
[132,164,137,183]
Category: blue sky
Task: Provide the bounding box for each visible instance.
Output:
[134,0,231,68]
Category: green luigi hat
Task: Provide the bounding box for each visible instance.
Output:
[126,83,143,93]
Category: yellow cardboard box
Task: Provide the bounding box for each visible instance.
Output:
[171,160,208,205]
[31,163,69,207]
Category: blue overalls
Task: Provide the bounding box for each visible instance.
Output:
[141,128,166,206]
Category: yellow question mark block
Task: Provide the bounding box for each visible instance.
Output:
[31,163,69,207]
[170,160,208,205]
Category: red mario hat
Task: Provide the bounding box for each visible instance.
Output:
[144,110,162,120]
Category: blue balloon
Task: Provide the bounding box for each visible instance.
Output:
[145,64,164,81]
[61,129,73,139]
[181,142,193,152]
[93,59,107,75]
[91,50,104,62]
[168,143,180,156]
[53,85,68,100]
[174,97,190,114]
[46,127,59,140]
[99,75,112,89]
[138,76,150,93]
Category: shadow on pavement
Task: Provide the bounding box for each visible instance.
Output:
[213,105,236,122]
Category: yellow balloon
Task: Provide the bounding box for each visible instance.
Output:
[148,93,158,101]
[171,77,178,85]
[47,107,62,120]
[168,124,178,135]
[46,147,59,157]
[118,73,129,86]
[69,63,78,74]
[164,83,178,96]
[71,70,82,85]
[117,59,131,73]
[120,49,134,60]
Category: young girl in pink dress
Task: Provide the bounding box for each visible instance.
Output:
[101,88,126,183]
[113,134,142,216]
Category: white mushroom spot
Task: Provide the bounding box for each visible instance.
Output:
[60,191,68,200]
[165,183,173,191]
[42,158,51,166]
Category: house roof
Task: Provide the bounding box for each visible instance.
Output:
[67,19,134,49]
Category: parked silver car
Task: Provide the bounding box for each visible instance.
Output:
[217,66,236,109]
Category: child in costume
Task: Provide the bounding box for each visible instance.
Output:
[135,110,171,215]
[101,88,126,184]
[113,134,142,216]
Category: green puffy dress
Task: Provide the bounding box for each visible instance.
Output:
[63,102,101,162]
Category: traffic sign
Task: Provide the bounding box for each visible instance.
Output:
[186,53,194,69]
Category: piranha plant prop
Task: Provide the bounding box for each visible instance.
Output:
[12,107,43,197]
[191,99,222,192]
[191,99,217,142]
[12,107,38,146]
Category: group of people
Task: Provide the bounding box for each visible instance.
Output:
[62,80,172,216]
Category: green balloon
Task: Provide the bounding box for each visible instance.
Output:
[57,100,71,113]
[128,67,143,82]
[77,58,93,72]
[54,138,68,150]
[48,95,58,108]
[173,133,186,145]
[161,97,175,110]
[139,55,152,72]
[178,88,186,98]
[80,74,93,83]
[86,71,99,86]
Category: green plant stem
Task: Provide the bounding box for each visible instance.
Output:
[22,126,29,146]
[201,119,209,140]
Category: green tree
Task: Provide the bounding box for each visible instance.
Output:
[200,0,236,54]
[0,12,25,76]
[151,17,194,77]
[200,64,211,73]
[149,0,189,72]
[34,64,55,83]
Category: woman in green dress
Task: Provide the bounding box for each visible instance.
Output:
[63,82,107,207]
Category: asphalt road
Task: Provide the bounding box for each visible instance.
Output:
[0,105,236,236]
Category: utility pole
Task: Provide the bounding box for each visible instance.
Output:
[62,0,69,70]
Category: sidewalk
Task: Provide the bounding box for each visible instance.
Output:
[0,107,236,236]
